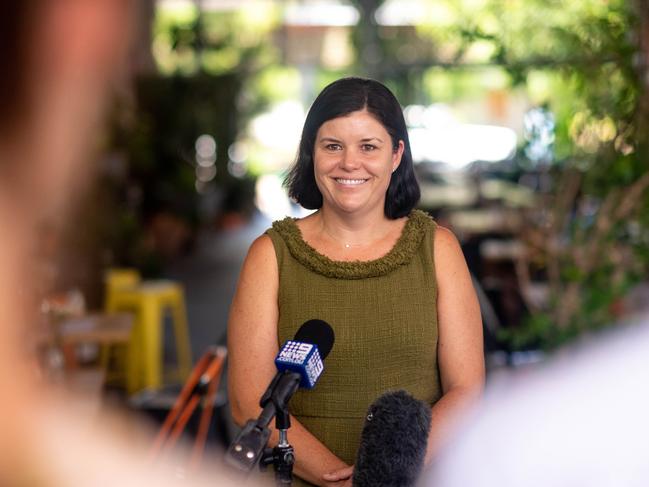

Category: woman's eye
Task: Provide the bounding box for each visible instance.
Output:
[362,144,377,151]
[325,143,342,151]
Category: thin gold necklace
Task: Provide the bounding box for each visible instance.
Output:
[320,222,390,250]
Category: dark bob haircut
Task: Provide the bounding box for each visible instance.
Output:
[284,77,420,219]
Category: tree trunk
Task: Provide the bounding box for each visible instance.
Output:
[131,0,156,76]
[352,0,384,79]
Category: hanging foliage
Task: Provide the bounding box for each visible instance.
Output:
[426,0,649,349]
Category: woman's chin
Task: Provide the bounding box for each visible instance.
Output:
[326,197,382,216]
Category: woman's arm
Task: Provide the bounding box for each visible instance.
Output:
[227,235,351,486]
[425,225,485,464]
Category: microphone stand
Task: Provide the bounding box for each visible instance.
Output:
[225,371,300,486]
[259,398,294,485]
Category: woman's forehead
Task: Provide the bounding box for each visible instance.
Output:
[317,110,389,139]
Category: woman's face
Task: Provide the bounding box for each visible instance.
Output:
[313,110,404,217]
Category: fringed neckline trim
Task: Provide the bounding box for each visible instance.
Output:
[271,209,433,279]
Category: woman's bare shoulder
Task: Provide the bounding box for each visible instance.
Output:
[432,224,471,282]
[433,224,461,253]
[249,232,274,253]
[245,232,277,264]
[229,233,279,328]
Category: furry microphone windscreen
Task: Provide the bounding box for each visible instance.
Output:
[352,390,431,487]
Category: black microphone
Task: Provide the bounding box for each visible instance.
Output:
[225,319,335,472]
[352,390,431,487]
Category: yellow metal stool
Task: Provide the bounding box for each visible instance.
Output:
[105,270,193,394]
[100,269,141,382]
[105,268,141,303]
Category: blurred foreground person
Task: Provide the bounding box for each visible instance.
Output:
[427,317,649,487]
[0,2,251,485]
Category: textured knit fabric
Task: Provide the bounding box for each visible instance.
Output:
[265,209,441,487]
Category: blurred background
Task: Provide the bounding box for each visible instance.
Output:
[30,0,649,455]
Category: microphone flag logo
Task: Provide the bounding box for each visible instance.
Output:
[278,341,313,364]
[276,340,324,389]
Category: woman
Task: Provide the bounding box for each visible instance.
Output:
[228,77,484,486]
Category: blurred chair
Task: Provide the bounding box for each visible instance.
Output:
[104,268,193,394]
[147,346,227,470]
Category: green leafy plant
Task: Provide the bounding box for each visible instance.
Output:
[476,0,649,349]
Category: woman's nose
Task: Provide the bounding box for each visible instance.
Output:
[339,149,361,170]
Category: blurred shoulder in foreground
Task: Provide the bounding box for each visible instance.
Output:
[426,315,649,487]
[0,1,262,485]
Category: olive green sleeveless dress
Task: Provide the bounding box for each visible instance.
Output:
[265,209,441,487]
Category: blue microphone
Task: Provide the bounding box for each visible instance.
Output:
[225,319,335,473]
[275,318,334,388]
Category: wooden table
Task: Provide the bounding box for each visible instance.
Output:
[38,312,134,371]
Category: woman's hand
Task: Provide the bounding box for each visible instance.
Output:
[323,464,354,486]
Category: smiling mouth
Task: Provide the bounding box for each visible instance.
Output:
[334,178,368,185]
